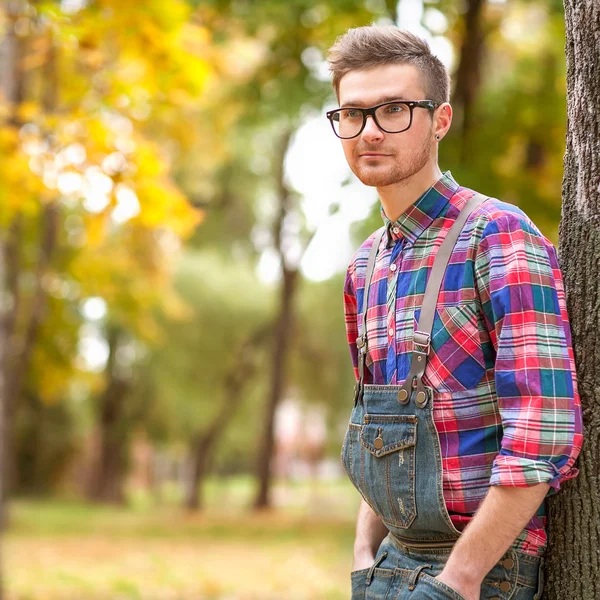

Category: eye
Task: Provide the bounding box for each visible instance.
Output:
[384,103,405,113]
[341,109,362,119]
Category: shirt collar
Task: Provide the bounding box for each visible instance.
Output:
[380,170,460,248]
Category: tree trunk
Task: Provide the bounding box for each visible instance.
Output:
[86,327,132,503]
[253,265,299,510]
[0,237,6,600]
[452,0,485,157]
[184,326,269,511]
[544,2,600,599]
[4,202,60,497]
[252,129,320,510]
[0,6,23,542]
[0,6,59,522]
[184,434,212,511]
[0,5,28,596]
[253,130,299,510]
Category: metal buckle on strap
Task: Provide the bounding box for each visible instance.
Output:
[356,335,367,353]
[412,330,431,355]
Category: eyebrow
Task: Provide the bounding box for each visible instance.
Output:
[340,95,411,108]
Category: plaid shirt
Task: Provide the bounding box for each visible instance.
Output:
[343,170,583,556]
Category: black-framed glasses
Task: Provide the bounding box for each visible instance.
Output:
[326,100,439,139]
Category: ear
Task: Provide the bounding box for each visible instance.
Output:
[434,102,452,141]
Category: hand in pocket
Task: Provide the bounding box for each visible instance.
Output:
[410,572,469,600]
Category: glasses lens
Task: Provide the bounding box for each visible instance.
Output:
[374,102,411,133]
[332,108,364,139]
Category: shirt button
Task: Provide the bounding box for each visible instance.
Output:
[392,226,400,234]
[390,263,397,271]
[388,328,394,337]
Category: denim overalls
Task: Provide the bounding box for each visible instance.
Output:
[341,192,544,600]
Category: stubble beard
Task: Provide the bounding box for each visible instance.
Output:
[351,137,431,188]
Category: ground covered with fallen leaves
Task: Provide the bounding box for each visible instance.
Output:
[3,477,362,599]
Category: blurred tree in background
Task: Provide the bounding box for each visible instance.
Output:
[192,0,400,510]
[0,0,206,509]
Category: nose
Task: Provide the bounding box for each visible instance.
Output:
[361,115,384,143]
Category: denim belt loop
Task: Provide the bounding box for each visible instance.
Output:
[533,556,546,600]
[366,551,388,585]
[407,563,432,591]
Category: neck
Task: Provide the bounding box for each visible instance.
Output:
[378,161,443,222]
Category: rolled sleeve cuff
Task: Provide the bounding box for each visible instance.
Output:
[490,455,579,495]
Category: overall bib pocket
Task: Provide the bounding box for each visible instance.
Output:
[341,414,418,528]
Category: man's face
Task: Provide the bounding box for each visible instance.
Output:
[337,63,437,187]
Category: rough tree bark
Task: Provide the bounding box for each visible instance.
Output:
[544,2,600,599]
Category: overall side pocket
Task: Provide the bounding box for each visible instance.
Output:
[341,422,363,492]
[532,557,545,600]
[350,567,369,600]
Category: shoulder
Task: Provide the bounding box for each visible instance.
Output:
[462,191,561,278]
[463,190,553,247]
[346,225,387,283]
[355,225,387,261]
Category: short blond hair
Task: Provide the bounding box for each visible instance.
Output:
[327,25,450,105]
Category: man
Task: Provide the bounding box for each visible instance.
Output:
[327,26,583,600]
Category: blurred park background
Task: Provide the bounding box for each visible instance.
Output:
[0,0,570,598]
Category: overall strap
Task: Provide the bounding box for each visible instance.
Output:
[353,226,386,406]
[397,191,489,408]
[353,192,489,407]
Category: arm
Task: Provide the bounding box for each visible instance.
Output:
[472,214,582,493]
[343,262,360,382]
[437,483,550,599]
[352,498,390,570]
[438,214,583,598]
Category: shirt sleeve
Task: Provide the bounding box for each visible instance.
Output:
[343,261,360,383]
[474,213,583,494]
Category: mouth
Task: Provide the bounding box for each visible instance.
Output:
[359,153,392,158]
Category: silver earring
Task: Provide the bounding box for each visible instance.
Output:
[435,134,440,141]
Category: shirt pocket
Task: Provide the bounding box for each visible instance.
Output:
[414,302,487,392]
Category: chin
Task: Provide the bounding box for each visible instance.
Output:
[354,167,403,187]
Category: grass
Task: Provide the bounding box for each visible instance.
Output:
[2,475,363,599]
